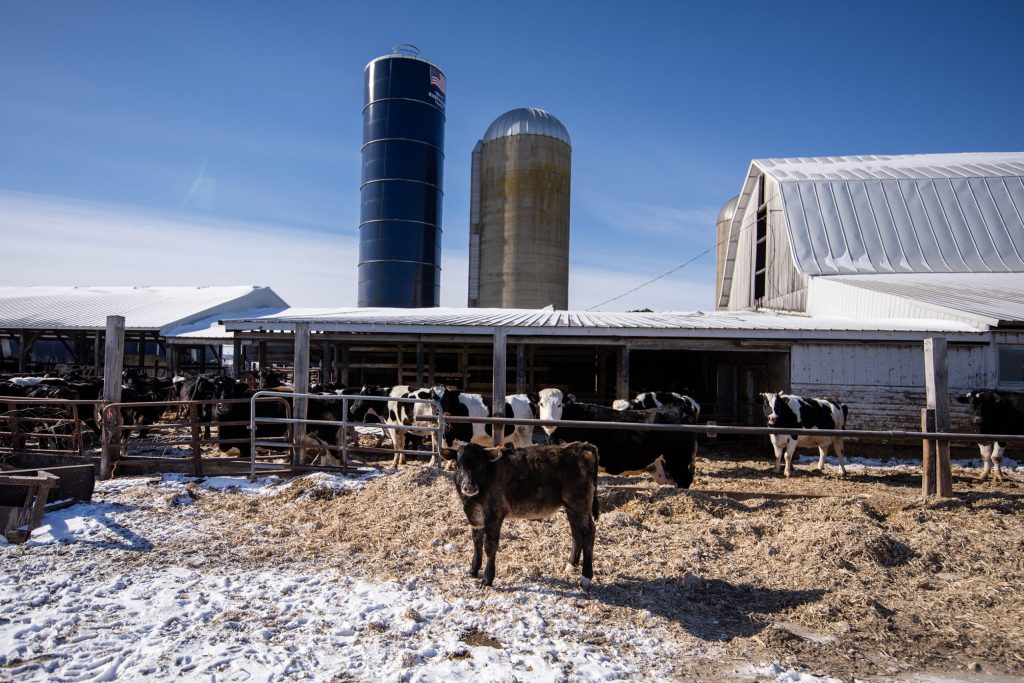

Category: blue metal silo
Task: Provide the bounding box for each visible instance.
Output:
[358,45,445,307]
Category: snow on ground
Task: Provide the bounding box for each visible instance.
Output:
[1,472,695,682]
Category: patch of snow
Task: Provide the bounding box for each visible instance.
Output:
[740,662,845,683]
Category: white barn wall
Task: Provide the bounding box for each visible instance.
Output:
[790,342,991,432]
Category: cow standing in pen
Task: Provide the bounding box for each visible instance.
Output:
[613,391,701,422]
[956,389,1023,482]
[445,441,600,588]
[760,392,849,477]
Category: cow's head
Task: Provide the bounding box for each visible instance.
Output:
[956,389,1001,428]
[537,388,566,436]
[348,385,387,422]
[760,392,783,426]
[450,442,510,498]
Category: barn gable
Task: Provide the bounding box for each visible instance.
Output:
[718,152,1024,316]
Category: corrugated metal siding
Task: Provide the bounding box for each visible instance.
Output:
[806,277,994,326]
[232,307,985,334]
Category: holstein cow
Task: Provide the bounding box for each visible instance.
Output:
[438,390,538,449]
[348,385,446,468]
[613,391,701,422]
[760,392,849,477]
[956,389,1023,482]
[444,441,600,588]
[537,388,696,488]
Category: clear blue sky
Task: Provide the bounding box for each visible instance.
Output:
[2,1,1022,310]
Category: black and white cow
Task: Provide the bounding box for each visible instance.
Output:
[537,388,696,488]
[438,390,538,449]
[956,389,1023,482]
[444,440,600,588]
[349,385,446,468]
[760,392,849,477]
[613,391,700,422]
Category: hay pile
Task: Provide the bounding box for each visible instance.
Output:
[177,461,1024,679]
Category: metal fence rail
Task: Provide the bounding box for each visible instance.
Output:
[248,391,445,479]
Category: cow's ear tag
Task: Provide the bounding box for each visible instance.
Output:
[487,448,505,462]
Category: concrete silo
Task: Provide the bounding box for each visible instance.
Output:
[715,195,739,310]
[468,108,571,309]
[358,45,446,308]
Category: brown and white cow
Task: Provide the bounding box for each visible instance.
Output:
[445,441,600,588]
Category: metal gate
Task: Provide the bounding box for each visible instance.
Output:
[248,391,445,479]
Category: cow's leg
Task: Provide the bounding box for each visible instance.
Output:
[389,428,406,468]
[469,527,484,578]
[565,509,584,574]
[784,438,799,478]
[816,444,828,472]
[427,429,441,469]
[978,443,993,481]
[992,442,1005,483]
[578,506,596,588]
[771,436,784,474]
[834,438,847,476]
[481,518,503,587]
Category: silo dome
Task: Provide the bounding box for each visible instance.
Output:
[716,195,739,226]
[482,108,571,146]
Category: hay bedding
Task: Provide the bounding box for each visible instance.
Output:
[155,455,1024,681]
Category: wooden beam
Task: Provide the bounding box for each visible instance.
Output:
[416,341,424,387]
[18,330,27,373]
[137,331,145,369]
[617,346,630,400]
[292,322,310,466]
[320,339,329,385]
[233,338,242,378]
[491,328,507,445]
[516,343,526,394]
[100,315,125,480]
[923,337,953,498]
[93,331,102,375]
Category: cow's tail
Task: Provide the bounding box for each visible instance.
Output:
[589,444,601,521]
[841,404,849,427]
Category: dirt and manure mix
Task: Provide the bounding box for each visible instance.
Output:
[108,456,1024,681]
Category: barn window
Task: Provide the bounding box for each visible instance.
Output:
[998,345,1024,385]
[753,175,768,302]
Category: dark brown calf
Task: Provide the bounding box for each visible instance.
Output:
[445,441,600,588]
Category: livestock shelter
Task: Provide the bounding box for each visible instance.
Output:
[221,307,999,437]
[0,285,288,376]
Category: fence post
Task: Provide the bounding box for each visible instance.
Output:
[292,322,310,466]
[189,402,204,477]
[491,327,507,446]
[921,408,936,497]
[100,315,125,480]
[617,346,630,401]
[923,337,953,498]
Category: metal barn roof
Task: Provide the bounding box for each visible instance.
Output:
[728,152,1024,278]
[813,273,1024,327]
[222,307,985,340]
[0,286,288,334]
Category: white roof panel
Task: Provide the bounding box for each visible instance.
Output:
[222,306,984,338]
[755,153,1024,276]
[0,286,288,333]
[818,273,1024,326]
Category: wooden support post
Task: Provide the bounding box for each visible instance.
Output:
[516,343,526,394]
[137,332,145,370]
[923,337,953,498]
[416,341,424,387]
[339,345,349,387]
[617,346,630,400]
[320,340,330,386]
[491,328,507,445]
[292,323,310,466]
[189,403,204,477]
[100,315,125,480]
[93,331,102,376]
[258,341,267,370]
[18,330,27,373]
[232,338,242,378]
